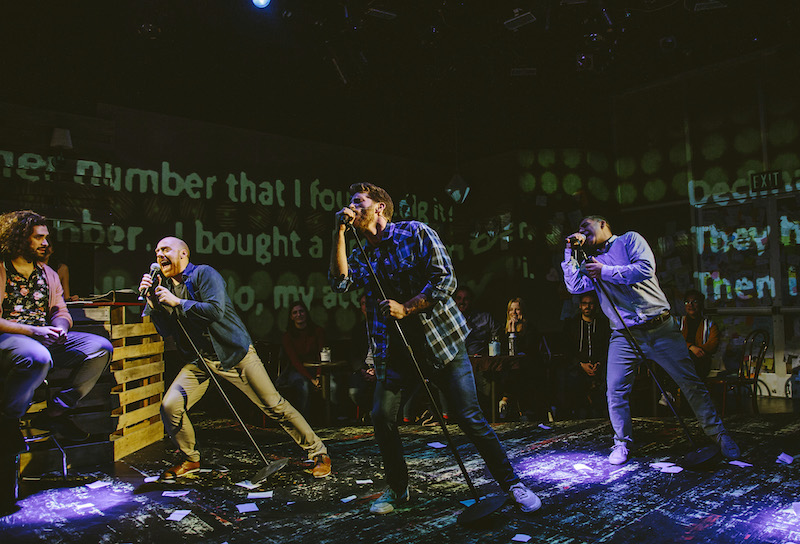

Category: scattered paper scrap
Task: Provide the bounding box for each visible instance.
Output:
[512,534,532,542]
[650,462,675,469]
[144,476,158,483]
[538,424,552,430]
[167,510,191,521]
[427,442,447,449]
[729,460,753,468]
[236,503,259,513]
[162,490,190,497]
[86,481,111,489]
[355,479,373,485]
[247,491,273,499]
[661,465,683,474]
[235,480,261,489]
[777,452,794,464]
[792,502,800,517]
[286,501,296,505]
[460,499,476,507]
[573,463,592,472]
[75,503,94,510]
[199,468,213,473]
[341,495,357,503]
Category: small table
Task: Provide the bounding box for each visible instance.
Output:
[304,361,349,425]
[470,355,526,423]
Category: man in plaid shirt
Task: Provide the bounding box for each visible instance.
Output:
[330,182,541,515]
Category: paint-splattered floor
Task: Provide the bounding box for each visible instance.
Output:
[1,413,798,544]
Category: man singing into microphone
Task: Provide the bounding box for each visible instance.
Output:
[561,215,739,465]
[330,183,541,515]
[139,236,331,480]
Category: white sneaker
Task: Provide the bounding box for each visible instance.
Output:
[608,444,629,465]
[508,482,541,513]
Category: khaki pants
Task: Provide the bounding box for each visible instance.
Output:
[160,346,327,462]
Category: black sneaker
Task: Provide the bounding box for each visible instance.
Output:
[31,413,90,442]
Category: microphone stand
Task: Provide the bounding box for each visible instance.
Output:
[172,316,288,485]
[573,246,720,468]
[346,223,508,524]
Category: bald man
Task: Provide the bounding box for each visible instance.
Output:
[139,237,331,480]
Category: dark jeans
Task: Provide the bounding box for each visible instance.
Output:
[0,331,112,418]
[372,348,519,494]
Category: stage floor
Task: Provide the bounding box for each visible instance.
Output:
[1,413,799,544]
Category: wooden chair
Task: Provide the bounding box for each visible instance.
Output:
[709,329,769,416]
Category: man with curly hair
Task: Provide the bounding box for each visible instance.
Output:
[0,210,112,454]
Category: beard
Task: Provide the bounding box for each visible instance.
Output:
[352,204,377,231]
[22,245,45,263]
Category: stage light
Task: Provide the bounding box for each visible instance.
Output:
[504,9,536,31]
[252,0,271,8]
[445,174,470,204]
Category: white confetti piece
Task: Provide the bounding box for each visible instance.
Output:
[512,534,532,542]
[427,442,447,449]
[729,460,753,468]
[649,462,675,469]
[236,503,259,513]
[538,424,552,430]
[247,491,273,499]
[86,481,111,489]
[166,510,191,521]
[162,490,190,497]
[355,479,373,485]
[661,465,683,474]
[341,495,357,503]
[235,480,261,489]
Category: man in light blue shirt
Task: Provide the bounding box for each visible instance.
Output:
[562,215,739,465]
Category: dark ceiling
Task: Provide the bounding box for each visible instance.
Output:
[2,0,799,162]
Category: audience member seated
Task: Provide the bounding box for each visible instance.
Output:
[43,244,78,301]
[0,211,112,455]
[679,289,720,380]
[498,297,536,419]
[454,286,499,356]
[277,300,324,416]
[558,291,610,419]
[454,286,500,412]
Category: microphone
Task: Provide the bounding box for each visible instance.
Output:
[567,235,583,247]
[338,211,354,226]
[138,262,161,301]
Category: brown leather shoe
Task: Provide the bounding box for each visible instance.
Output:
[160,460,200,481]
[310,454,331,479]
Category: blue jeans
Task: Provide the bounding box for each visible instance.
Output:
[607,319,725,446]
[0,331,112,418]
[372,348,518,493]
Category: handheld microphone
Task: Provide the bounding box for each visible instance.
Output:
[138,262,161,301]
[567,235,583,247]
[338,211,354,226]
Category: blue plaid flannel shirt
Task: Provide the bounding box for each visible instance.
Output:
[331,220,470,380]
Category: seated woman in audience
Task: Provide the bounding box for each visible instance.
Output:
[498,297,536,419]
[278,301,325,416]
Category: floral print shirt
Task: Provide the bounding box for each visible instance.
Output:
[2,261,49,326]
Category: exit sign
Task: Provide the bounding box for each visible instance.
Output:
[750,170,782,193]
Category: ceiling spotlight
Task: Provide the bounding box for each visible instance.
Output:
[252,0,271,7]
[504,9,536,31]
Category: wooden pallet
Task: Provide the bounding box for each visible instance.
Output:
[22,303,166,474]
